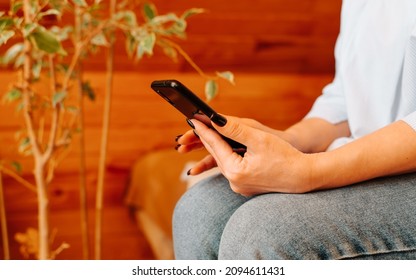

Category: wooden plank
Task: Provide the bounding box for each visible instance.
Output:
[0,0,341,73]
[1,206,154,259]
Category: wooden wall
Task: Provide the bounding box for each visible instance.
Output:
[0,0,341,259]
[0,0,341,73]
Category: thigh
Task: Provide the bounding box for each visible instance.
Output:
[173,174,250,259]
[219,173,416,259]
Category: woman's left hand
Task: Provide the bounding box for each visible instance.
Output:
[190,115,315,196]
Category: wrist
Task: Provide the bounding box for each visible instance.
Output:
[303,152,329,192]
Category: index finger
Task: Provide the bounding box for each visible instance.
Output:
[191,118,243,172]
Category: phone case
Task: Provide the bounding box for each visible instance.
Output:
[151,79,246,154]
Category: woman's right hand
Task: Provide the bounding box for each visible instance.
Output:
[175,116,292,175]
[176,117,285,153]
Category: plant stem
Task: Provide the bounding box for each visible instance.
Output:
[34,162,49,259]
[0,172,10,260]
[95,0,116,260]
[22,0,49,260]
[77,73,90,260]
[162,39,212,80]
[75,4,90,260]
[0,167,36,193]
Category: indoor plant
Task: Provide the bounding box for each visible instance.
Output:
[0,0,233,260]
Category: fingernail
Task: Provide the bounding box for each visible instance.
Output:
[175,144,181,150]
[187,168,192,176]
[175,134,183,142]
[211,114,227,127]
[186,118,195,129]
[193,130,200,138]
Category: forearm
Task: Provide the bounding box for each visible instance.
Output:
[309,120,416,191]
[284,118,350,153]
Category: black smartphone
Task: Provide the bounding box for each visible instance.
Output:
[150,79,246,155]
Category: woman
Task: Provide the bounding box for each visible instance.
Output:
[173,0,416,259]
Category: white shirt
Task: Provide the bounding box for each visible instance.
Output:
[305,0,416,150]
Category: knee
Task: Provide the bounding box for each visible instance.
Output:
[173,174,230,233]
[173,178,215,259]
[173,174,247,259]
[218,194,338,260]
[172,177,218,256]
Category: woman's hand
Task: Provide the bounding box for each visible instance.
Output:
[175,116,294,177]
[188,115,315,196]
[187,115,416,196]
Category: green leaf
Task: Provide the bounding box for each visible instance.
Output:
[0,30,15,45]
[216,71,235,85]
[82,81,95,101]
[11,2,23,14]
[32,61,42,79]
[143,3,157,21]
[181,8,205,20]
[11,161,22,174]
[205,80,218,101]
[0,17,14,30]
[30,27,67,55]
[170,19,187,34]
[91,32,109,46]
[52,91,67,107]
[50,25,73,41]
[2,43,24,64]
[136,32,155,59]
[22,23,37,37]
[125,33,136,58]
[114,11,137,27]
[39,9,61,18]
[13,53,25,68]
[49,0,68,11]
[73,0,88,7]
[18,137,31,154]
[151,13,178,26]
[3,88,22,102]
[161,44,178,62]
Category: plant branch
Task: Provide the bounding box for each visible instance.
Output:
[62,21,109,91]
[0,166,37,193]
[23,0,49,260]
[0,172,10,260]
[43,55,59,163]
[49,242,70,260]
[160,38,213,80]
[74,3,91,257]
[95,0,116,261]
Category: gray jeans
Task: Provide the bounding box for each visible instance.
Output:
[172,173,416,259]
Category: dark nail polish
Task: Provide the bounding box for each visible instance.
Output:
[193,130,200,138]
[175,134,183,142]
[212,114,227,127]
[175,144,181,150]
[187,169,192,176]
[186,118,195,129]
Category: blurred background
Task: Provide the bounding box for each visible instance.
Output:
[0,0,340,259]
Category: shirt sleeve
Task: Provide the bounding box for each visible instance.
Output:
[402,111,416,130]
[304,28,348,124]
